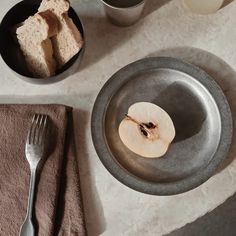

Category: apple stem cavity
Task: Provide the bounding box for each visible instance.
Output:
[125,114,159,140]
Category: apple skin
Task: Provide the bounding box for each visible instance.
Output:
[119,102,175,158]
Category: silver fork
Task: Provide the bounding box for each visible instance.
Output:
[19,114,48,236]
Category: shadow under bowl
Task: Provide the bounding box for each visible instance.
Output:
[0,1,85,84]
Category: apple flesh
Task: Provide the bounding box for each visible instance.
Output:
[118,102,175,158]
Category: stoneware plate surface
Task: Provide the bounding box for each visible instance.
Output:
[91,57,233,195]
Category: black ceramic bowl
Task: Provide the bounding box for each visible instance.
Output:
[0,1,85,84]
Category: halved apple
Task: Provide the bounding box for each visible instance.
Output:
[118,102,175,158]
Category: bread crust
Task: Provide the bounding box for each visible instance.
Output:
[39,0,83,67]
[38,10,59,37]
[39,0,70,17]
[16,10,59,77]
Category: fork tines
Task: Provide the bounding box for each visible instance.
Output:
[28,114,48,145]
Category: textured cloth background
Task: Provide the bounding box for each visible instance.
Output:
[0,104,86,236]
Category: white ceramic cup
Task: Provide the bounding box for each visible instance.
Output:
[183,0,224,14]
[101,0,146,27]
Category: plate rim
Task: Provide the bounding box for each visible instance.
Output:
[91,57,233,195]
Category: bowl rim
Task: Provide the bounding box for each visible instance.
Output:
[91,56,233,195]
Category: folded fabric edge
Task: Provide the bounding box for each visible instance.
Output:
[53,107,87,236]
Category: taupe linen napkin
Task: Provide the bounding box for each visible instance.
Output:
[0,104,86,236]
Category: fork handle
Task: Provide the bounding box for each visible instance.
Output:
[27,168,36,219]
[20,168,37,236]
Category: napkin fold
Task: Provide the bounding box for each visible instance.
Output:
[0,104,86,236]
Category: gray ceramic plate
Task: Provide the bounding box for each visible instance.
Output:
[91,57,233,195]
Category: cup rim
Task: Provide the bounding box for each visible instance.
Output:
[101,0,145,10]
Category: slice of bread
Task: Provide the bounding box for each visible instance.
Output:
[16,10,59,77]
[39,0,83,67]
